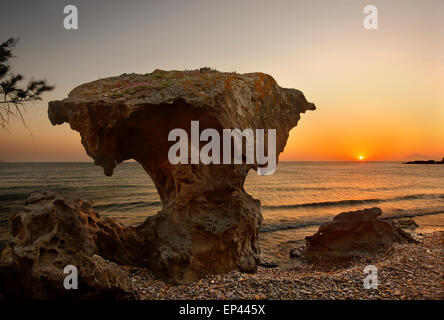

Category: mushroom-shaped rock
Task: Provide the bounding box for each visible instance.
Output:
[47,69,315,282]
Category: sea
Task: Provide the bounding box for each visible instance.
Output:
[1,162,443,263]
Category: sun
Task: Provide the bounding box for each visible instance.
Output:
[358,155,364,160]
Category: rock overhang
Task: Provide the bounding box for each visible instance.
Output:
[44,68,316,282]
[48,68,315,176]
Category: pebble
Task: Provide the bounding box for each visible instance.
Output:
[130,231,444,300]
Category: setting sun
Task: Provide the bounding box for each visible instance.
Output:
[358,156,364,160]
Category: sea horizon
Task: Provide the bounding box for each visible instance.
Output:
[2,161,443,263]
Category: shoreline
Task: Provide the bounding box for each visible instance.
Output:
[1,205,442,299]
[129,231,443,300]
[1,212,444,256]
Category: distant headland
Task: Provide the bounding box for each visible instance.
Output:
[403,157,444,164]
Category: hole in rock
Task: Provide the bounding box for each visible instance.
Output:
[90,99,225,226]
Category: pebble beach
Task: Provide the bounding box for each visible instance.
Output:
[129,231,443,300]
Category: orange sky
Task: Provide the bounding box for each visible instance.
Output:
[0,0,443,162]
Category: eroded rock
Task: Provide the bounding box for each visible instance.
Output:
[304,207,418,262]
[394,218,419,229]
[0,191,137,299]
[46,68,315,283]
[289,247,304,259]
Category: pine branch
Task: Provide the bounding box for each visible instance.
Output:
[0,37,54,128]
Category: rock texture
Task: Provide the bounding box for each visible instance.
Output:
[304,207,417,262]
[0,191,137,299]
[45,68,315,283]
[394,218,419,229]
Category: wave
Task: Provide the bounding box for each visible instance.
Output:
[0,189,159,204]
[0,185,67,191]
[260,220,324,233]
[0,188,75,202]
[380,208,444,220]
[260,209,444,233]
[0,193,29,201]
[94,200,162,212]
[261,193,444,210]
[248,184,444,193]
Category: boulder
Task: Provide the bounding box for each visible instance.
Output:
[0,191,137,299]
[289,247,304,259]
[394,218,419,229]
[304,207,417,262]
[45,68,315,283]
[258,259,279,268]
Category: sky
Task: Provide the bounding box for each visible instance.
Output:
[0,0,443,161]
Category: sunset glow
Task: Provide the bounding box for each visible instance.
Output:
[1,0,444,304]
[0,1,443,162]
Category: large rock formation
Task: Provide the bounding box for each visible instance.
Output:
[43,68,315,283]
[304,207,417,262]
[0,191,137,299]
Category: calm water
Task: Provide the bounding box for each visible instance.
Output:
[1,162,443,262]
